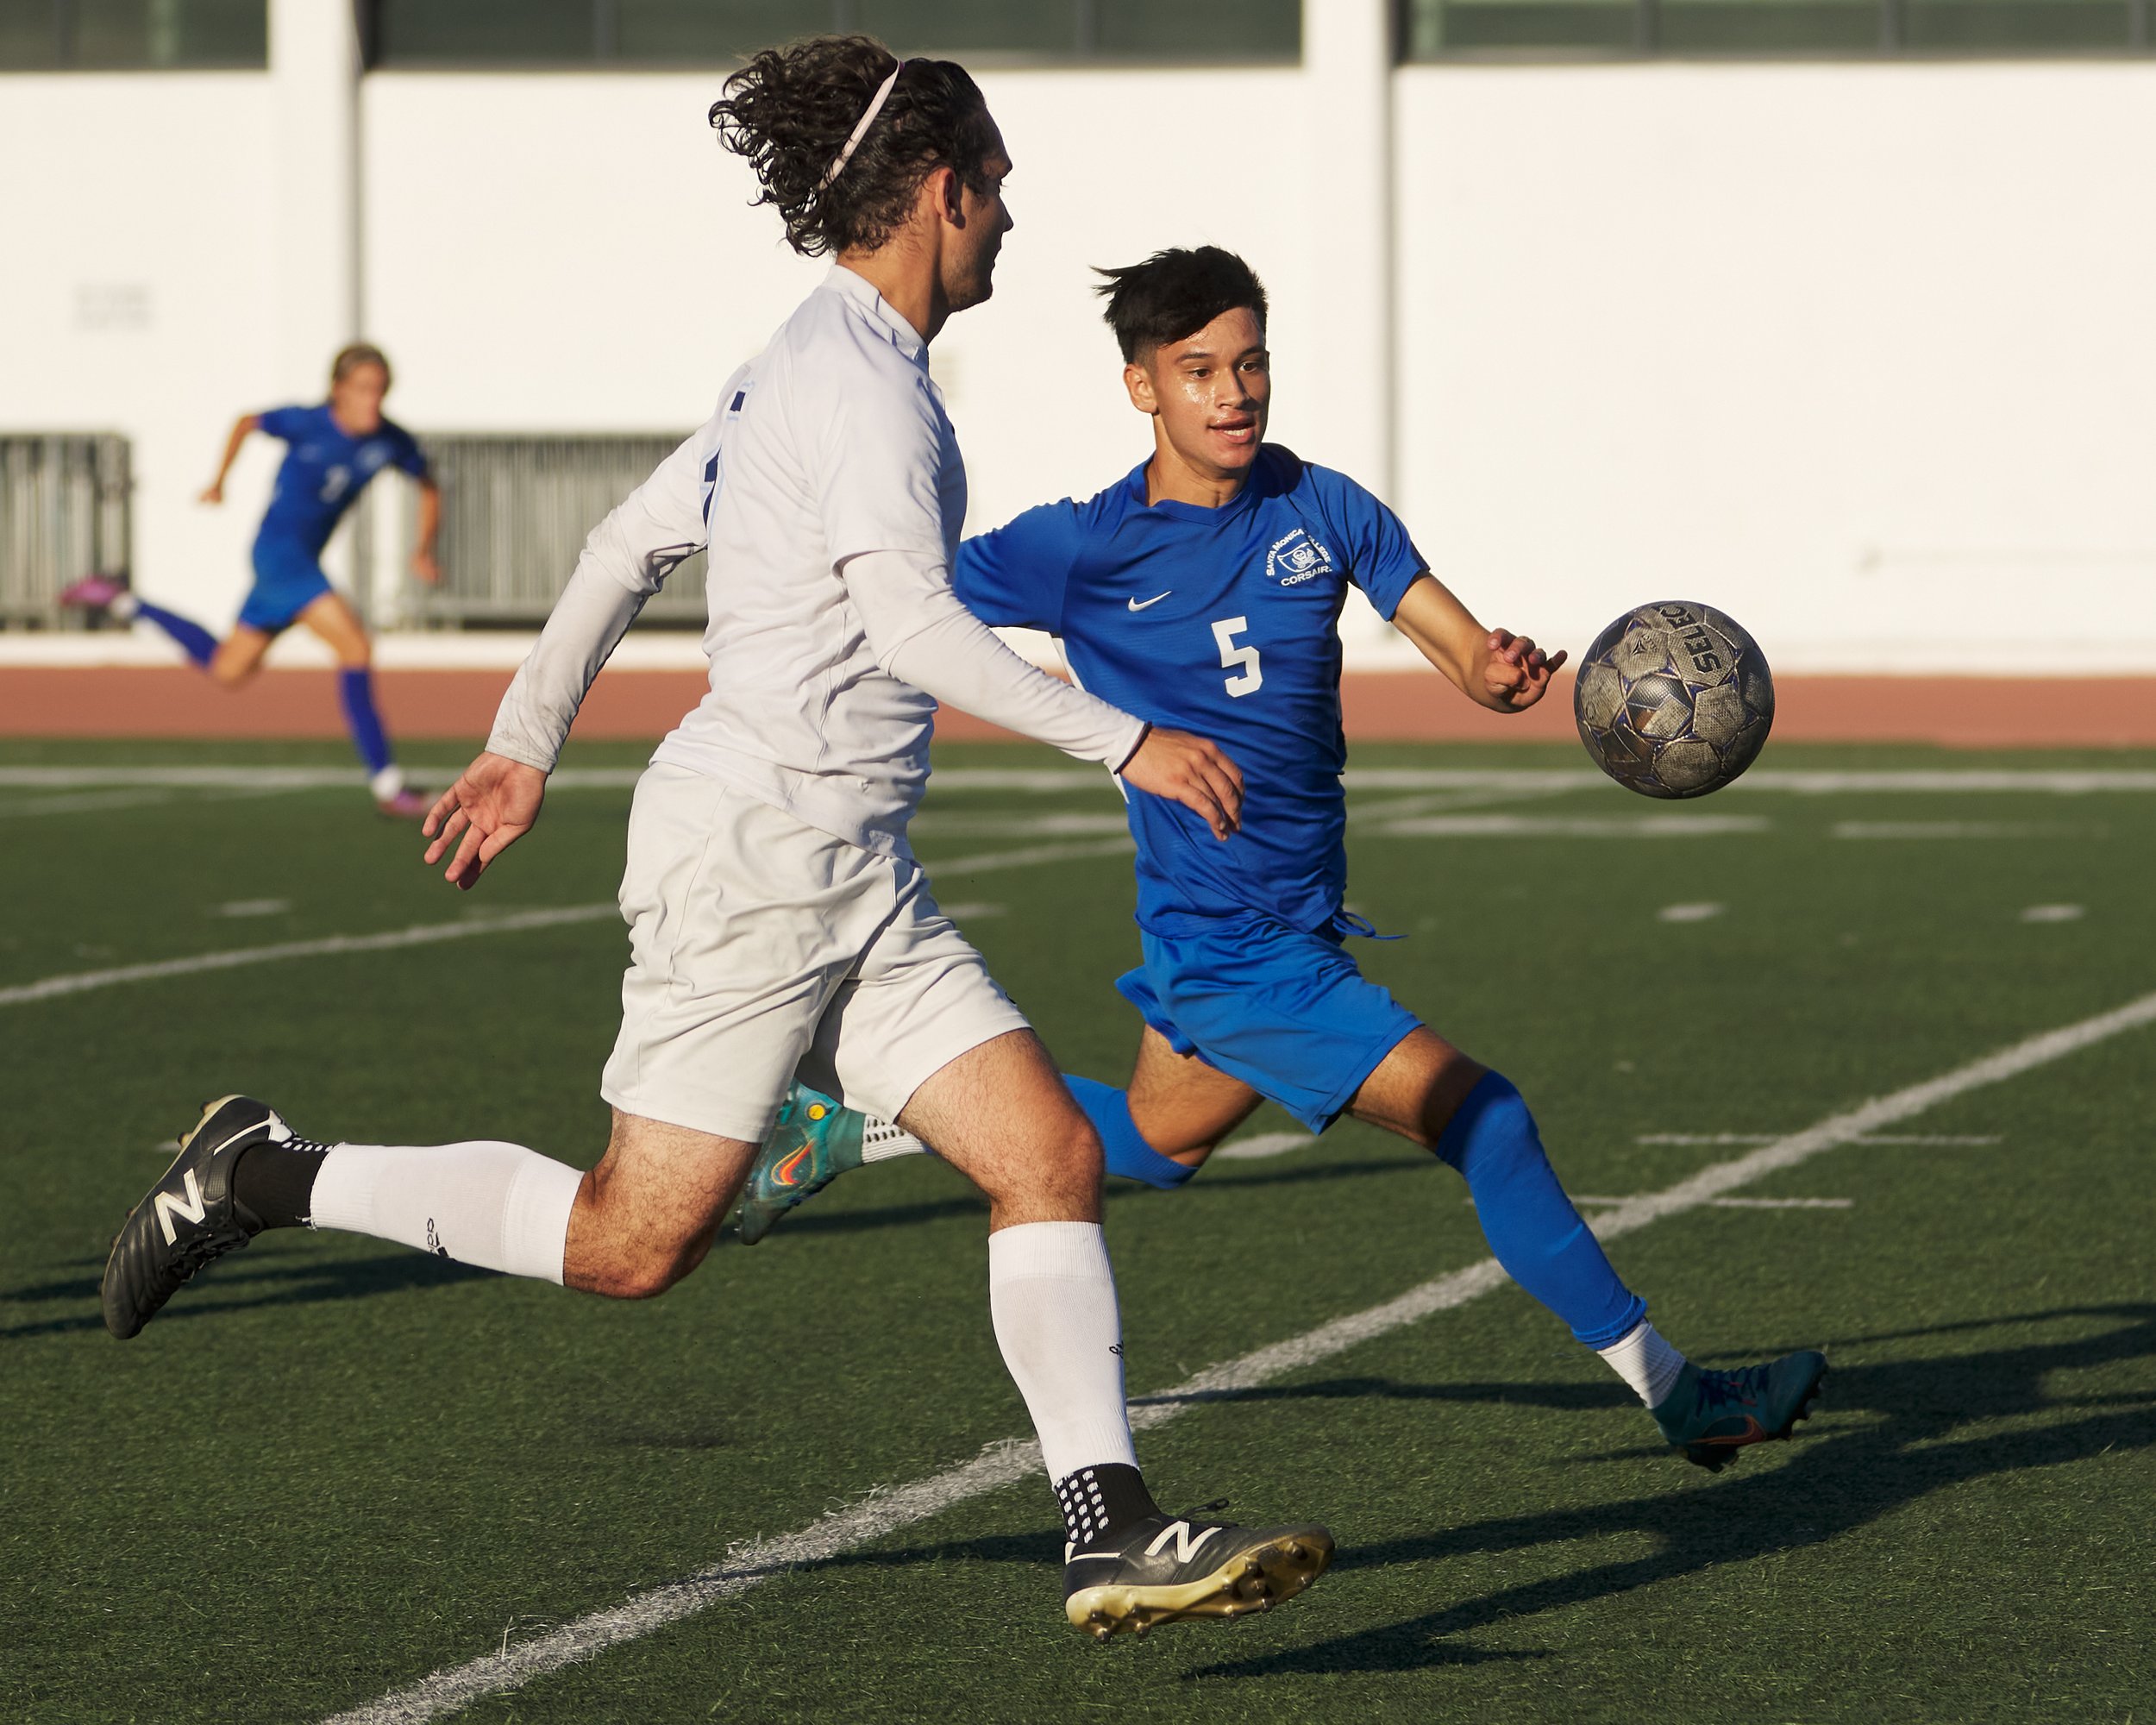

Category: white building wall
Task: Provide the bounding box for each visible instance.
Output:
[6,44,2155,672]
[1395,63,2156,673]
[0,73,285,628]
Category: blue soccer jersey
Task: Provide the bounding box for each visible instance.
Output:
[254,404,428,559]
[955,444,1428,935]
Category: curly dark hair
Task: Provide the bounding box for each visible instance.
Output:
[710,36,1000,259]
[1094,247,1269,364]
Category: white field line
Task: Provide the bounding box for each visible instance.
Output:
[11,765,2156,796]
[324,983,2156,1725]
[0,906,623,1010]
[1635,1132,2001,1146]
[1568,1195,1853,1211]
[924,837,1135,876]
[1376,813,1770,838]
[1213,1131,1313,1161]
[0,839,1121,1012]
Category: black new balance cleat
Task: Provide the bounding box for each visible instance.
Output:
[101,1095,283,1339]
[1063,1509,1334,1641]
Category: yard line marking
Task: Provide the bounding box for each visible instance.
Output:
[323,982,2156,1725]
[924,837,1136,876]
[1833,820,2052,840]
[1376,814,1769,838]
[2021,904,2086,924]
[911,812,1131,838]
[1634,1132,2001,1147]
[0,906,623,1010]
[1213,1131,1312,1161]
[0,839,1112,1012]
[13,765,2156,795]
[1565,1195,1852,1211]
[213,899,292,919]
[1658,902,1725,922]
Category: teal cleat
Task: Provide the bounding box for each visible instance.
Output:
[1651,1350,1827,1471]
[736,1083,866,1245]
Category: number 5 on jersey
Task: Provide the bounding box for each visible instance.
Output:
[1212,617,1263,698]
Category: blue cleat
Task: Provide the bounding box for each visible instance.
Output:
[1652,1350,1828,1471]
[736,1083,866,1245]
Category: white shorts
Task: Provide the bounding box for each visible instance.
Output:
[599,763,1030,1143]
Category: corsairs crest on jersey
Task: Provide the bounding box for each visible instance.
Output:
[1264,525,1336,587]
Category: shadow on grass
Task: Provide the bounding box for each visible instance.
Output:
[748,1305,2156,1679]
[0,1245,496,1339]
[1180,1302,2156,1678]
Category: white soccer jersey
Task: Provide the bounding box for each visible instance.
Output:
[487,265,1142,854]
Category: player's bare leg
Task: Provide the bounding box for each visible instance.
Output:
[1344,1028,1826,1468]
[1124,1028,1263,1167]
[897,1027,1331,1638]
[736,1027,1259,1241]
[298,588,425,815]
[207,624,273,688]
[563,1112,757,1298]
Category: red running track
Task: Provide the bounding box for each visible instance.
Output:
[3,667,2155,748]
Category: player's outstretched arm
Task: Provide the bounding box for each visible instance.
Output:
[198,414,260,505]
[1391,574,1567,714]
[422,752,547,890]
[1119,727,1243,841]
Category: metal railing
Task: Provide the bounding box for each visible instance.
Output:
[359,433,707,629]
[0,435,132,629]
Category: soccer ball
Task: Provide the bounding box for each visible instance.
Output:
[1573,600,1773,799]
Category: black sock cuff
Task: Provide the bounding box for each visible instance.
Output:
[1054,1462,1159,1552]
[230,1138,330,1231]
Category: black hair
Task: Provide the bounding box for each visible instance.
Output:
[710,36,1000,259]
[1092,247,1269,364]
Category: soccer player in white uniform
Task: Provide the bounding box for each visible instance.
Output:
[99,38,1330,1640]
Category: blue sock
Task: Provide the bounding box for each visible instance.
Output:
[1064,1076,1196,1189]
[134,600,217,668]
[1437,1071,1646,1349]
[337,667,395,777]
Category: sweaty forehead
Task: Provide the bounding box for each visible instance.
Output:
[1157,307,1266,366]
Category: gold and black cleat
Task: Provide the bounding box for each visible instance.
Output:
[1063,1512,1334,1641]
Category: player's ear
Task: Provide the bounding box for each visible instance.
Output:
[1124,361,1158,416]
[931,165,965,228]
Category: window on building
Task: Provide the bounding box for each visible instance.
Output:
[1401,0,2151,53]
[0,0,266,69]
[365,0,1300,66]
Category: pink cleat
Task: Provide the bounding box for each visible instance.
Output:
[374,788,430,820]
[59,572,129,611]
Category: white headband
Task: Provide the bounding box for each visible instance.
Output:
[818,61,905,193]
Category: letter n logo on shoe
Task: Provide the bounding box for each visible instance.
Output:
[154,1170,208,1245]
[1145,1521,1220,1565]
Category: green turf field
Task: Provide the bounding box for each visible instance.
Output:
[3,736,2152,1724]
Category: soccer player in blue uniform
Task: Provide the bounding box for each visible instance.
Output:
[738,248,1826,1470]
[61,343,440,817]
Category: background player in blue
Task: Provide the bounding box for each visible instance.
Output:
[60,343,441,817]
[738,246,1827,1472]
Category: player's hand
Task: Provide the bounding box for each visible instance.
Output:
[411,549,442,585]
[1119,726,1243,841]
[197,484,223,505]
[1479,629,1567,713]
[422,752,547,890]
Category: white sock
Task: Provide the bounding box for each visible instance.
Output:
[860,1116,925,1164]
[987,1221,1138,1481]
[1597,1319,1689,1408]
[109,590,141,621]
[368,764,407,801]
[309,1140,584,1283]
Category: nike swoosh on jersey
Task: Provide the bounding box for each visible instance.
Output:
[1127,592,1172,612]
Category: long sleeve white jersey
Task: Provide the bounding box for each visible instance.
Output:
[486,265,1144,856]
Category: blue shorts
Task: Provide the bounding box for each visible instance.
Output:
[238,540,334,634]
[1116,913,1422,1135]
